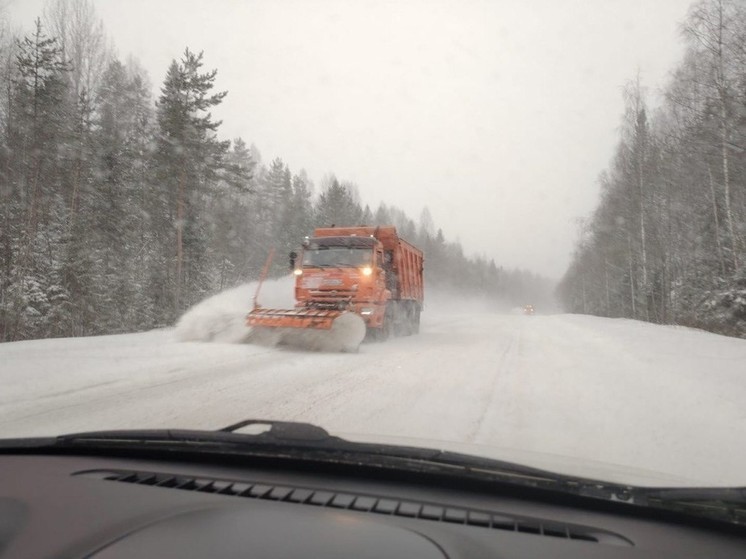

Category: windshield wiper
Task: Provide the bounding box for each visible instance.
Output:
[0,419,635,500]
[50,420,340,451]
[636,487,746,525]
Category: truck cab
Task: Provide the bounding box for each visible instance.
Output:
[293,234,390,330]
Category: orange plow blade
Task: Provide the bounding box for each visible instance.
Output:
[246,308,366,352]
[247,308,342,330]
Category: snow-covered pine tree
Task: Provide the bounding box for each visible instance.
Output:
[155,48,229,320]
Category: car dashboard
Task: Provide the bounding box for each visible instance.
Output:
[1,452,745,558]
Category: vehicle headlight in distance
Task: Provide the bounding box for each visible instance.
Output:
[293,268,303,276]
[361,266,373,276]
[360,308,373,315]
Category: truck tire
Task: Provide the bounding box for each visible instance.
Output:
[412,303,422,334]
[382,304,395,340]
[403,302,415,336]
[401,301,420,336]
[393,301,411,337]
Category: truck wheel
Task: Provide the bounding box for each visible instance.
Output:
[404,302,419,336]
[382,304,395,340]
[381,319,393,340]
[389,301,407,337]
[412,305,421,334]
[401,302,415,336]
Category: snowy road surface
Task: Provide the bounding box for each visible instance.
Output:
[2,303,746,487]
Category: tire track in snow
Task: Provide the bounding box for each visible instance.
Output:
[466,326,523,442]
[292,316,533,441]
[255,338,432,426]
[0,348,284,434]
[242,354,382,422]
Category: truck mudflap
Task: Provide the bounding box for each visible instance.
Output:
[246,308,366,352]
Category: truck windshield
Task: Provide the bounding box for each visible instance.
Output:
[303,247,373,268]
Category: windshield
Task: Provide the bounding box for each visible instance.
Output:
[1,0,746,504]
[303,247,373,268]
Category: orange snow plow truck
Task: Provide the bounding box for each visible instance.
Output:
[247,226,424,342]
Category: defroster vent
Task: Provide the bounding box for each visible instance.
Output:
[76,469,633,547]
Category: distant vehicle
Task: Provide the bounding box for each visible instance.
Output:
[248,226,424,345]
[523,304,535,315]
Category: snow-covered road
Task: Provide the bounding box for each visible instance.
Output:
[2,301,746,487]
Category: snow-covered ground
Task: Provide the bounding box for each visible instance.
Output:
[1,279,746,487]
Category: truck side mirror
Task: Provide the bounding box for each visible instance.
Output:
[289,251,297,269]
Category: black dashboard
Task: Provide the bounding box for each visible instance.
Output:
[1,452,745,558]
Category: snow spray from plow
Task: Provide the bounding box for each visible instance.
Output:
[173,276,365,352]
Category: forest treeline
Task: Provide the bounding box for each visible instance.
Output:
[558,0,746,338]
[0,1,549,342]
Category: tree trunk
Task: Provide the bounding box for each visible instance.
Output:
[715,0,739,270]
[720,102,738,269]
[175,168,186,314]
[708,164,726,276]
[69,150,82,232]
[637,135,648,320]
[604,258,611,316]
[628,232,636,318]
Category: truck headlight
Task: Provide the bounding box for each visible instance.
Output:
[360,308,373,315]
[361,267,373,276]
[293,269,303,276]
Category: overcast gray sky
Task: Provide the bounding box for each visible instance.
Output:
[6,0,693,278]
